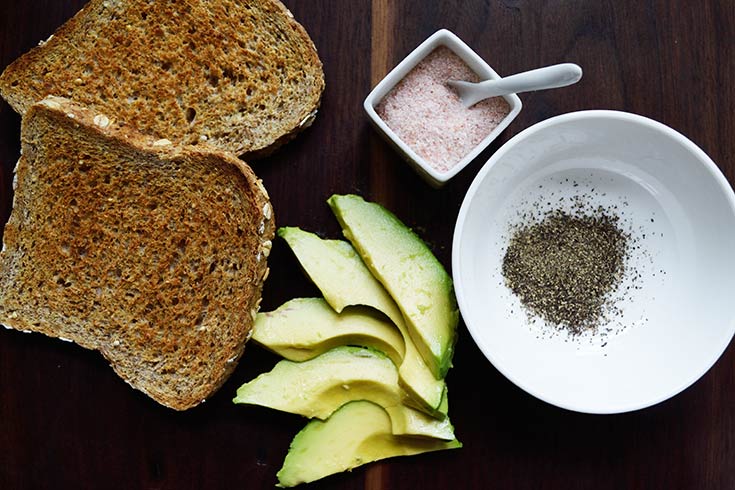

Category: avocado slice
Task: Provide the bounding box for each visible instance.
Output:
[252,297,405,366]
[233,346,455,440]
[278,227,389,314]
[276,400,461,487]
[327,195,459,379]
[278,226,445,412]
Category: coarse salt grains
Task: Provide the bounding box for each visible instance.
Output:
[376,47,511,173]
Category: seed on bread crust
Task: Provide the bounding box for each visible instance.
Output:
[262,240,273,257]
[93,114,110,128]
[37,34,54,47]
[255,179,269,198]
[299,110,318,128]
[39,97,61,110]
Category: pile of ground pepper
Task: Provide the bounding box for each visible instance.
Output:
[501,209,629,335]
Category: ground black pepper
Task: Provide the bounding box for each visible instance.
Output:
[501,208,630,335]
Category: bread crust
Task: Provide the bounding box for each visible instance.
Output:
[0,96,275,410]
[0,0,325,158]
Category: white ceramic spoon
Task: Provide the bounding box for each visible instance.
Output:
[447,63,583,108]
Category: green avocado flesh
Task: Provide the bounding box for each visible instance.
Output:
[326,195,459,379]
[233,346,455,440]
[278,226,446,412]
[276,400,461,488]
[278,227,392,314]
[252,297,405,366]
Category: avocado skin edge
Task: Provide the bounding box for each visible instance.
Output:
[275,400,462,488]
[276,225,447,413]
[327,194,459,379]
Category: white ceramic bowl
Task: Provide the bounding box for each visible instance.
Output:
[453,110,735,414]
[364,29,522,188]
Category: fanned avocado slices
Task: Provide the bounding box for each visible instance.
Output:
[327,195,459,379]
[278,226,446,413]
[233,346,455,440]
[276,400,461,488]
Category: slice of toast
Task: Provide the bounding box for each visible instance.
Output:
[0,0,324,158]
[0,96,275,410]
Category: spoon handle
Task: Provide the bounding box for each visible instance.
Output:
[480,63,583,97]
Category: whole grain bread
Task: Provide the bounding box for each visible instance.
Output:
[0,96,275,410]
[0,0,324,158]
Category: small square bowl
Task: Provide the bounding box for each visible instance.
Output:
[364,29,522,188]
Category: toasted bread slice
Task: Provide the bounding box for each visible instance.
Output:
[0,96,275,410]
[0,0,324,157]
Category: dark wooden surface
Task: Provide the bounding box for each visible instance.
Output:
[1,1,734,489]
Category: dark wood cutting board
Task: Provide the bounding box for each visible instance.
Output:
[1,1,734,489]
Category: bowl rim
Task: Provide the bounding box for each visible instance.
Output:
[363,28,522,187]
[452,109,735,414]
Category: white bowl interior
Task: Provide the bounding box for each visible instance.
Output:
[453,111,735,413]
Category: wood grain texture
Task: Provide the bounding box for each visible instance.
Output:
[368,0,396,206]
[1,1,734,489]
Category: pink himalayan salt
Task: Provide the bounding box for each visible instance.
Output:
[376,46,511,173]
